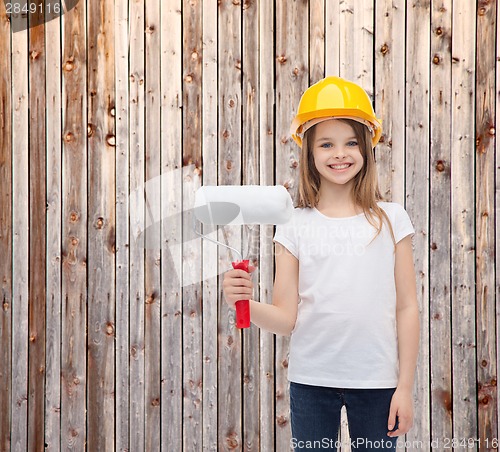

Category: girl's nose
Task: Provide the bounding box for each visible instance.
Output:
[332,147,347,157]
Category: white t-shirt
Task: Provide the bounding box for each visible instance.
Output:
[272,201,416,389]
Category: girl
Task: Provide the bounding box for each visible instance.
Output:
[223,76,420,451]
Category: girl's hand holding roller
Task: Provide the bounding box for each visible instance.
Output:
[222,266,256,309]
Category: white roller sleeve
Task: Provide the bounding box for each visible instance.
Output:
[194,185,293,225]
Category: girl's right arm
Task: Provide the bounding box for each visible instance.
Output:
[222,242,299,336]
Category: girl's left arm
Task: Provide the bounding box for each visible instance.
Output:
[394,234,420,392]
[387,233,420,436]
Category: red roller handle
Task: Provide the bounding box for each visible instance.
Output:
[231,259,251,329]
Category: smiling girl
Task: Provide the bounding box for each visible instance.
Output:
[223,76,420,451]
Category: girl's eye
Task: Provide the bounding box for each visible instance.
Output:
[319,141,358,148]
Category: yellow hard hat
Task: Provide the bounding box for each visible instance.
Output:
[290,76,383,148]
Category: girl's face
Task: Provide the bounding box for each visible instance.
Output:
[311,119,364,187]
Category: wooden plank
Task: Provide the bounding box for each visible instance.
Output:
[182,0,203,450]
[374,0,406,200]
[201,0,218,450]
[10,10,29,452]
[450,0,477,441]
[406,1,431,450]
[217,1,242,450]
[310,0,325,83]
[161,0,183,448]
[129,0,146,447]
[115,0,130,448]
[27,7,47,452]
[475,0,497,443]
[45,4,63,450]
[86,0,115,449]
[61,1,87,448]
[428,0,453,446]
[496,0,500,445]
[144,0,162,449]
[242,0,260,449]
[275,1,308,450]
[0,1,12,449]
[258,0,276,450]
[339,0,373,84]
[325,0,340,76]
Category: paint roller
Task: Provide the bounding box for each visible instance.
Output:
[193,185,294,328]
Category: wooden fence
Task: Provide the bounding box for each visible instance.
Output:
[0,0,498,450]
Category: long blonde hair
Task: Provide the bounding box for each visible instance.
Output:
[295,118,397,249]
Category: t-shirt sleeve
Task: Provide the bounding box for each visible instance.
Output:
[393,203,416,243]
[273,217,299,259]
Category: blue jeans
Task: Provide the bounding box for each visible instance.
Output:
[290,382,399,451]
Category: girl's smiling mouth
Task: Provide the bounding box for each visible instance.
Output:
[327,163,353,172]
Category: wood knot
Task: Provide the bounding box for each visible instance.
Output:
[380,43,389,55]
[277,55,287,64]
[225,160,232,170]
[276,415,288,427]
[488,127,495,136]
[481,359,488,367]
[223,130,230,139]
[191,50,198,60]
[105,322,114,336]
[95,217,104,229]
[64,60,74,72]
[478,7,486,16]
[109,107,115,117]
[436,160,445,172]
[69,211,79,222]
[151,398,160,407]
[30,50,40,60]
[432,54,440,65]
[226,433,239,449]
[431,242,437,250]
[87,124,94,137]
[235,60,241,70]
[228,98,235,108]
[281,359,288,368]
[436,27,443,36]
[64,132,74,143]
[185,74,193,83]
[71,237,79,246]
[106,134,116,147]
